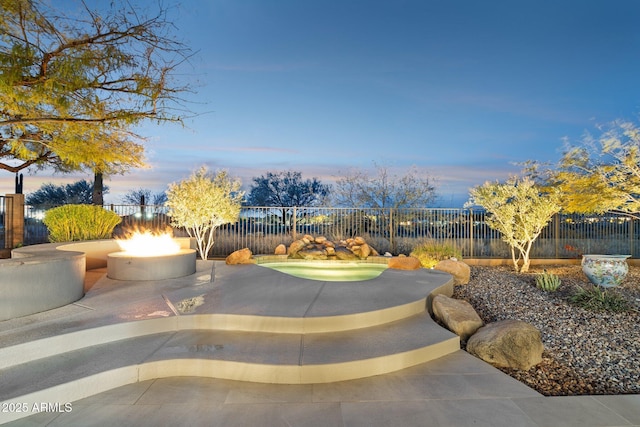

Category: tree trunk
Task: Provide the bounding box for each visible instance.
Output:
[92,172,104,205]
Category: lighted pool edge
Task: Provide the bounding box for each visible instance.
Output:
[257,260,388,281]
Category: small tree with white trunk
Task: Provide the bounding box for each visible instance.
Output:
[166,166,243,260]
[467,176,561,273]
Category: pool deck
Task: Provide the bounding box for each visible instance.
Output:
[1,260,639,426]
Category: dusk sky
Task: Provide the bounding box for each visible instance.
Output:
[3,0,640,206]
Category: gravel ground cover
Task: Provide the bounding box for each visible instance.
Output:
[452,264,640,396]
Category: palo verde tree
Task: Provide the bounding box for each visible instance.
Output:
[0,0,193,203]
[166,166,244,260]
[551,121,640,218]
[467,176,561,273]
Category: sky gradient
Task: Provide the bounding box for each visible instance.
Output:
[3,0,640,206]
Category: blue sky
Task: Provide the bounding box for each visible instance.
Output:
[3,0,640,206]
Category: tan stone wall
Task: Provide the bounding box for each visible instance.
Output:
[4,194,24,249]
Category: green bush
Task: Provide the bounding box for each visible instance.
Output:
[569,286,631,313]
[535,270,561,292]
[44,205,122,242]
[410,241,462,268]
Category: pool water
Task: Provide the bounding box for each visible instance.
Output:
[259,261,388,281]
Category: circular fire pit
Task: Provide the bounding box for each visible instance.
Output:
[107,249,197,281]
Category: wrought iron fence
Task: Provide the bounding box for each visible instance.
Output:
[0,196,5,246]
[20,204,639,259]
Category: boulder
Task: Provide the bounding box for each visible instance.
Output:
[299,247,328,260]
[284,235,379,261]
[287,240,307,257]
[388,256,421,270]
[274,244,287,255]
[434,259,471,285]
[466,320,543,370]
[353,236,367,245]
[432,295,483,341]
[225,248,253,265]
[358,243,372,259]
[334,246,359,260]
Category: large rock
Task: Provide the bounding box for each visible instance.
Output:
[467,320,543,370]
[225,248,253,265]
[350,243,371,259]
[432,295,483,341]
[434,259,471,285]
[388,256,421,270]
[285,235,379,261]
[299,247,328,260]
[274,244,287,255]
[334,246,359,260]
[287,240,307,257]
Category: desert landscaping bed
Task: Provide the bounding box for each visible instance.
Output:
[453,265,640,396]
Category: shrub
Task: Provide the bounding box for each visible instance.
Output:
[410,241,462,268]
[166,167,243,260]
[569,286,631,312]
[44,205,122,242]
[535,270,561,292]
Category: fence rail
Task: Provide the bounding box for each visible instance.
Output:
[18,205,639,259]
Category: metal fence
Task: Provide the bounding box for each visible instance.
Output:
[20,205,639,258]
[0,196,5,246]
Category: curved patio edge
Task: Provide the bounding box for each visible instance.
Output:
[0,244,85,321]
[0,238,195,322]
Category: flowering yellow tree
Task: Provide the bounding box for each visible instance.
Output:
[166,167,243,260]
[467,176,561,273]
[553,121,640,218]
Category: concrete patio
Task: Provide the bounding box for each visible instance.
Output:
[1,260,639,426]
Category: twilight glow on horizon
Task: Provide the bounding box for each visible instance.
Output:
[2,0,640,207]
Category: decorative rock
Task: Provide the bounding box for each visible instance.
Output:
[467,320,543,370]
[388,256,421,270]
[274,244,287,255]
[287,240,307,256]
[434,259,471,285]
[432,295,483,341]
[354,236,367,245]
[284,235,379,261]
[335,246,359,260]
[225,248,253,265]
[299,248,328,260]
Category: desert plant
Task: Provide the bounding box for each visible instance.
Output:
[44,205,121,242]
[467,176,561,273]
[569,285,631,312]
[410,241,462,268]
[166,166,244,260]
[535,270,561,292]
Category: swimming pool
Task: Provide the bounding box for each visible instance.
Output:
[259,261,388,281]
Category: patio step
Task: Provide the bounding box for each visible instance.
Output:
[0,261,459,423]
[0,312,459,408]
